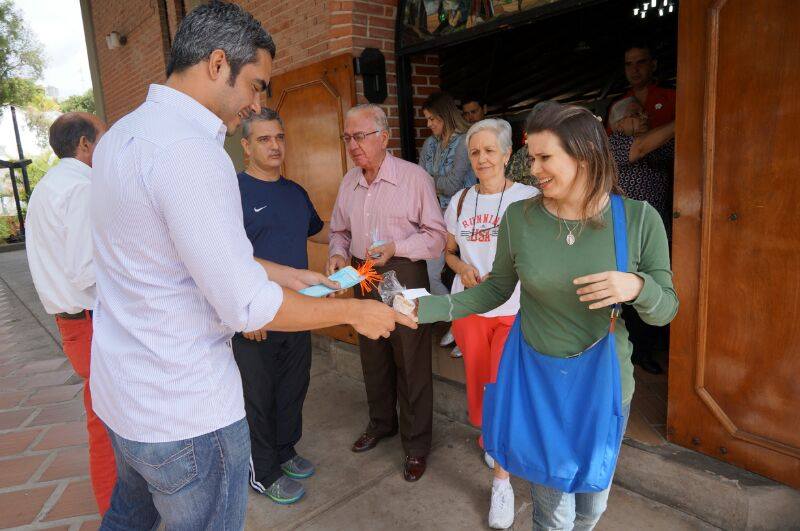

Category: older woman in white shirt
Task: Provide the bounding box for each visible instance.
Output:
[443,118,538,529]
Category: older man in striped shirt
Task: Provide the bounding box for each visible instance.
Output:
[328,104,447,482]
[89,4,414,528]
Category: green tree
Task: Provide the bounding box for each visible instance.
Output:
[24,90,59,149]
[0,0,45,110]
[21,148,57,201]
[60,89,95,114]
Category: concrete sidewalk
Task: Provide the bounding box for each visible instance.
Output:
[0,249,714,530]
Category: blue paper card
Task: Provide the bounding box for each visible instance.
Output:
[299,266,364,297]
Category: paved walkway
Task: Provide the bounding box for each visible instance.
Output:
[0,249,715,530]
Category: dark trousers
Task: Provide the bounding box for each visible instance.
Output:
[353,257,433,457]
[232,331,312,488]
[623,305,669,361]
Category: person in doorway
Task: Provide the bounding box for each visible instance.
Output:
[234,108,329,505]
[25,112,116,515]
[462,95,488,124]
[90,4,414,528]
[618,42,675,129]
[506,134,532,185]
[607,96,676,375]
[444,118,538,529]
[415,102,678,530]
[419,92,476,356]
[328,103,446,482]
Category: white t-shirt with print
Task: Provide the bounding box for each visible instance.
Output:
[444,182,539,318]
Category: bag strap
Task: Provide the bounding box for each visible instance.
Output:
[455,185,473,219]
[609,194,628,331]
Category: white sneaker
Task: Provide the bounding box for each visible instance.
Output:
[484,451,495,469]
[449,346,463,358]
[439,328,455,347]
[488,481,515,529]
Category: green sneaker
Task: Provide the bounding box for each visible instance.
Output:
[263,475,305,505]
[281,455,315,479]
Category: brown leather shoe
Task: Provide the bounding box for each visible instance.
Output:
[351,430,397,453]
[403,455,427,482]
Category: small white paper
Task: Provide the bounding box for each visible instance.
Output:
[401,288,431,300]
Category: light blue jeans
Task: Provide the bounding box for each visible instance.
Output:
[101,418,251,530]
[530,402,631,531]
[426,252,449,296]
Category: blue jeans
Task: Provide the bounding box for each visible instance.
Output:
[101,418,251,530]
[530,402,631,531]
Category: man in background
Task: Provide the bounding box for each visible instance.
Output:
[234,108,328,505]
[25,112,116,514]
[620,42,675,128]
[461,95,487,124]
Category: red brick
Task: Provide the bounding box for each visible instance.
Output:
[29,400,85,427]
[0,360,25,377]
[25,383,83,407]
[0,390,28,409]
[34,421,88,451]
[17,369,74,390]
[81,519,102,531]
[40,446,91,482]
[0,485,57,527]
[0,428,42,457]
[16,358,68,376]
[0,408,35,430]
[0,454,48,488]
[44,479,98,521]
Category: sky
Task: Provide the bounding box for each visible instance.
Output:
[1,0,91,158]
[15,0,92,100]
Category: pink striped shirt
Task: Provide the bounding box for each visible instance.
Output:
[329,153,446,261]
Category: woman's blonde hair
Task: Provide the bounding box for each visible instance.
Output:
[525,101,622,225]
[422,92,470,139]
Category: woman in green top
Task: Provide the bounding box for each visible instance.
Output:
[416,102,678,530]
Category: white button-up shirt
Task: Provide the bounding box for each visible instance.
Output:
[25,158,96,314]
[90,84,284,442]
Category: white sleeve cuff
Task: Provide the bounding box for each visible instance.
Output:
[243,279,284,332]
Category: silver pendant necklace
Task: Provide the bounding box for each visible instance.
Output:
[562,218,580,245]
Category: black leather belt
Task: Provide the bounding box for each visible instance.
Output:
[56,310,92,320]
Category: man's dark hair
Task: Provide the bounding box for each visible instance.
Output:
[624,41,653,57]
[166,1,276,85]
[241,107,284,138]
[49,114,98,159]
[462,95,485,108]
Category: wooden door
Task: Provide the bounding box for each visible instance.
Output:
[669,0,800,488]
[265,54,359,344]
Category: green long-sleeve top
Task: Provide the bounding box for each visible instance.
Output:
[418,196,678,404]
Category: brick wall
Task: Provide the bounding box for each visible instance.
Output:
[87,0,442,158]
[410,53,441,156]
[89,1,169,124]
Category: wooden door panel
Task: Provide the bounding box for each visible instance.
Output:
[265,54,358,343]
[275,78,348,275]
[669,0,800,487]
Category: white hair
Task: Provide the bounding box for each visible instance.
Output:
[607,96,640,126]
[345,104,389,133]
[465,118,513,154]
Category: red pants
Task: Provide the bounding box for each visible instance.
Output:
[452,314,515,427]
[55,313,116,514]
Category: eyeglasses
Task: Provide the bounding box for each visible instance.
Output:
[340,130,381,144]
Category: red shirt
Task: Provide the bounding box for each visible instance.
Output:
[625,84,676,129]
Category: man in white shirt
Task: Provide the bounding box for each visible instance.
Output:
[25,111,117,514]
[90,3,414,528]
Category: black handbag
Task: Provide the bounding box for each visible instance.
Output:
[440,186,472,291]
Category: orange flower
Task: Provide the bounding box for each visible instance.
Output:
[356,259,383,294]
